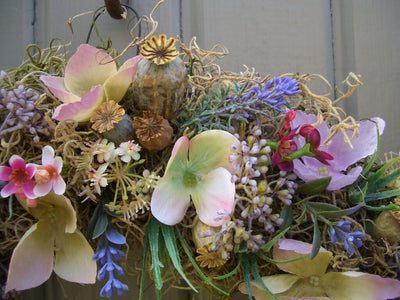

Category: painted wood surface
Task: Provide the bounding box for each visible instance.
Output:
[0,0,399,299]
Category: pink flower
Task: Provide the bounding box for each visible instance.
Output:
[291,111,385,190]
[239,239,400,300]
[151,130,240,226]
[271,131,298,172]
[33,146,66,197]
[0,155,36,200]
[40,44,142,122]
[88,163,108,194]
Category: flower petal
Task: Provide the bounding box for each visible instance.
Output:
[326,118,385,171]
[21,179,36,199]
[1,181,19,197]
[39,76,80,103]
[0,166,11,181]
[103,55,142,103]
[150,178,191,225]
[52,175,66,195]
[53,229,97,284]
[238,274,300,300]
[191,167,235,227]
[293,158,363,190]
[9,155,25,169]
[5,222,55,292]
[30,192,77,233]
[164,136,189,175]
[273,239,332,277]
[189,130,240,174]
[52,85,104,122]
[33,181,52,197]
[25,164,36,178]
[41,145,55,165]
[64,44,117,97]
[321,271,400,300]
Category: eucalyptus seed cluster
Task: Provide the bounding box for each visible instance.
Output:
[0,84,49,142]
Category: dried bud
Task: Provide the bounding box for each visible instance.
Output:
[132,111,173,151]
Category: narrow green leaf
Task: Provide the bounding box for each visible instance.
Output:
[160,223,197,292]
[349,182,368,205]
[257,250,309,264]
[240,253,253,300]
[87,204,103,239]
[213,257,241,280]
[139,232,150,300]
[260,227,290,252]
[366,156,400,189]
[279,205,293,230]
[175,226,229,296]
[7,194,13,220]
[368,167,400,193]
[311,220,321,259]
[295,203,307,224]
[295,176,332,195]
[92,213,108,239]
[365,189,400,202]
[365,203,400,211]
[307,201,364,218]
[249,253,280,300]
[148,218,164,291]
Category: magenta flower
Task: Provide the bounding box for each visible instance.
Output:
[271,131,298,172]
[0,155,36,200]
[40,44,142,122]
[239,239,400,300]
[151,130,240,226]
[291,111,385,190]
[33,145,66,197]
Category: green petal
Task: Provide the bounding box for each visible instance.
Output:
[188,130,240,174]
[53,229,97,284]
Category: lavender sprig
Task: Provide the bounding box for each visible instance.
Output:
[93,225,128,298]
[0,82,50,142]
[330,220,366,255]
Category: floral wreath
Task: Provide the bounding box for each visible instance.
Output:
[1,1,400,299]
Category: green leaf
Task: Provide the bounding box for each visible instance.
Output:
[366,157,400,188]
[260,227,290,252]
[365,203,400,211]
[364,189,400,202]
[213,258,241,280]
[360,121,381,178]
[349,182,369,205]
[148,218,164,291]
[307,201,364,218]
[92,213,108,239]
[160,223,197,292]
[295,177,332,195]
[139,231,150,300]
[295,203,307,224]
[279,205,293,230]
[311,220,321,259]
[368,166,400,193]
[86,204,104,239]
[240,253,253,300]
[175,226,229,296]
[248,253,280,300]
[256,250,309,264]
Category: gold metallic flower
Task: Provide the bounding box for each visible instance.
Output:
[140,34,179,65]
[90,100,125,133]
[195,245,229,269]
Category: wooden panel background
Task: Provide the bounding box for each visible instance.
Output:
[0,0,399,299]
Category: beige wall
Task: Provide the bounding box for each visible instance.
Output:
[1,1,400,299]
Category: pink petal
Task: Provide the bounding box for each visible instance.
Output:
[150,179,191,225]
[39,76,80,103]
[53,157,63,173]
[53,230,96,284]
[52,175,66,195]
[1,181,19,197]
[321,271,400,300]
[9,155,26,169]
[21,179,36,199]
[33,181,52,197]
[164,136,189,174]
[191,168,235,227]
[0,166,12,181]
[52,85,104,122]
[5,222,55,292]
[189,130,240,174]
[25,164,36,178]
[273,239,332,277]
[64,44,117,97]
[103,55,142,103]
[41,145,55,165]
[293,158,363,190]
[326,118,385,171]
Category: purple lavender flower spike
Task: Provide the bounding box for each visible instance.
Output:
[330,220,366,255]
